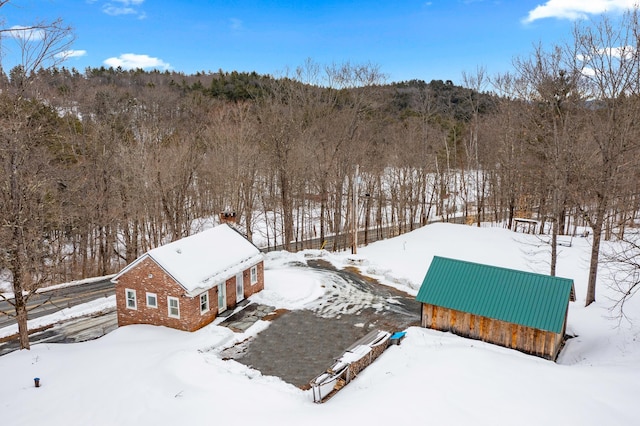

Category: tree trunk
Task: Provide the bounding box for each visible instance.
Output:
[585,205,606,306]
[10,248,31,349]
[279,171,294,251]
[9,216,30,349]
[550,218,558,276]
[14,295,30,350]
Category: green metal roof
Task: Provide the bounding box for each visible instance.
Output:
[416,256,573,333]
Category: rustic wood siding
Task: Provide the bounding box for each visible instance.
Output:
[421,303,565,360]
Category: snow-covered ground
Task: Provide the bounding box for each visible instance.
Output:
[1,223,639,425]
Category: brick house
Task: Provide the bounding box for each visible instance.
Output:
[112,224,264,332]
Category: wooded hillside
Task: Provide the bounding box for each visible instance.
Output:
[2,13,640,312]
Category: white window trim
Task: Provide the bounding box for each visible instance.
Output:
[218,283,227,313]
[167,296,180,319]
[146,292,158,309]
[250,265,258,285]
[125,288,137,310]
[200,292,209,315]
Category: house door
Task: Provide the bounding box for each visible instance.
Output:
[236,273,244,303]
[218,283,226,313]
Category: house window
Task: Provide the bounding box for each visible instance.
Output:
[125,289,137,310]
[250,266,258,284]
[146,292,158,308]
[167,296,180,318]
[200,292,209,314]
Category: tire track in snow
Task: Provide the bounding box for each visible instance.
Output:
[307,269,389,318]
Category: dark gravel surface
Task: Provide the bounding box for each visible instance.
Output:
[232,310,370,388]
[220,260,420,388]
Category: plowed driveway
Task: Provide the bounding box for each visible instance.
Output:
[220,259,420,387]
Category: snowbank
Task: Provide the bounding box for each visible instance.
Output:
[1,223,639,426]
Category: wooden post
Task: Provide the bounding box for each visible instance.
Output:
[352,165,359,255]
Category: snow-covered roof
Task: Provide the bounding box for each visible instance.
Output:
[114,224,262,297]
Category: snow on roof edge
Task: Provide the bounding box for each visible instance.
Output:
[112,224,264,296]
[183,252,264,297]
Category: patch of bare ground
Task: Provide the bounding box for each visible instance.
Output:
[262,308,289,321]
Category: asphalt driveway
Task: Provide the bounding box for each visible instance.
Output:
[219,259,420,388]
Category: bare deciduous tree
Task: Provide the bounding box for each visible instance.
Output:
[0,3,74,349]
[572,10,640,306]
[513,45,583,276]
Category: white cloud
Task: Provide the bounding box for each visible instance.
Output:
[229,18,243,30]
[102,0,145,18]
[523,0,639,23]
[576,45,636,77]
[576,45,635,64]
[103,53,170,70]
[601,45,635,59]
[55,50,88,59]
[102,5,135,16]
[5,25,46,41]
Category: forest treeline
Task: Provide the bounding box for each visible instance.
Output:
[1,63,504,276]
[2,10,640,333]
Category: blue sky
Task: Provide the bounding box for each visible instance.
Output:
[1,1,636,83]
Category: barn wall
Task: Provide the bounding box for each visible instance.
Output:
[421,304,564,360]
